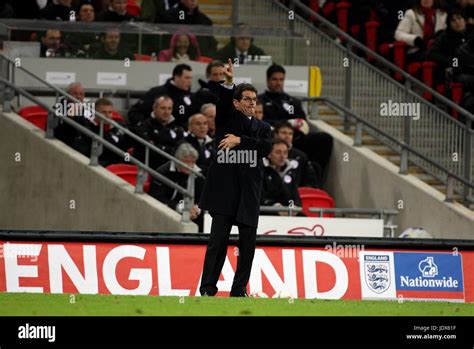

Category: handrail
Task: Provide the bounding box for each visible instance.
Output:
[0,76,194,199]
[285,0,474,122]
[0,52,203,179]
[304,95,474,204]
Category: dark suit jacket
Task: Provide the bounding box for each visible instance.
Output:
[215,42,266,63]
[198,84,272,227]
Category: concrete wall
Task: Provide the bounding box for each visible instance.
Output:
[0,112,197,233]
[315,120,474,240]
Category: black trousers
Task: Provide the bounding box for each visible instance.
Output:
[200,214,257,296]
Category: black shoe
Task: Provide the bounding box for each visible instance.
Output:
[229,291,248,297]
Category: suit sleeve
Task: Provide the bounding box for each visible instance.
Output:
[215,84,235,127]
[239,122,272,158]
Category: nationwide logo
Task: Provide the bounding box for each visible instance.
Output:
[363,255,391,294]
[394,252,464,301]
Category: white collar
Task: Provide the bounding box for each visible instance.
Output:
[170,161,201,173]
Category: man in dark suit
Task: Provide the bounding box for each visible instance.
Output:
[199,59,272,297]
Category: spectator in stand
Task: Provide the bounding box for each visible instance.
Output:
[158,0,217,57]
[395,0,447,63]
[73,98,132,166]
[254,100,264,121]
[158,31,202,62]
[261,140,301,216]
[149,142,205,230]
[134,95,187,169]
[78,2,95,22]
[177,113,215,174]
[195,60,225,105]
[215,23,266,64]
[39,0,73,21]
[91,28,133,60]
[40,29,62,57]
[258,64,333,181]
[96,0,136,21]
[200,103,216,138]
[128,63,197,127]
[374,0,414,44]
[140,0,179,22]
[454,36,474,120]
[65,2,98,56]
[427,9,468,82]
[54,82,89,147]
[274,121,320,188]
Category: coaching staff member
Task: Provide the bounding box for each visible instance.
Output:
[199,59,272,297]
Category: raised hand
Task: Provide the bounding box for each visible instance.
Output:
[223,58,234,86]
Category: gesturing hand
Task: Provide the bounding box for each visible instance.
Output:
[218,134,241,150]
[223,58,234,85]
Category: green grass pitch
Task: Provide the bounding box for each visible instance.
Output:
[1,293,474,316]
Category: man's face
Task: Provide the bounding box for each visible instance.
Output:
[233,91,257,117]
[103,31,120,52]
[111,0,127,15]
[267,72,285,93]
[208,66,225,82]
[42,30,61,50]
[181,0,198,10]
[451,14,466,33]
[96,104,113,119]
[421,0,433,7]
[79,4,95,22]
[268,143,288,167]
[174,70,193,91]
[255,104,264,120]
[202,106,216,135]
[177,155,196,174]
[188,114,208,139]
[67,84,85,102]
[153,98,174,124]
[275,127,293,146]
[235,37,251,52]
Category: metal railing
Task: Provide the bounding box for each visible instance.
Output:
[236,0,473,207]
[304,96,474,205]
[0,52,204,223]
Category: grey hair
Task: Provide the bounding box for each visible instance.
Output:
[174,142,199,161]
[200,103,216,114]
[153,95,173,109]
[66,82,83,92]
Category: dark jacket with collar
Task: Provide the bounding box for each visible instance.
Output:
[261,158,302,207]
[39,3,71,20]
[215,42,266,64]
[96,10,136,22]
[195,79,222,105]
[289,147,320,188]
[199,84,272,228]
[134,115,187,169]
[258,90,307,125]
[128,78,197,127]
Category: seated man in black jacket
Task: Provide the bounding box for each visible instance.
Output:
[258,64,333,182]
[274,121,321,188]
[96,0,136,22]
[177,113,215,174]
[128,63,197,127]
[39,0,72,21]
[133,95,187,169]
[261,140,301,216]
[195,60,225,105]
[149,142,204,230]
[72,98,132,166]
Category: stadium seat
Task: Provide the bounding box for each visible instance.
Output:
[18,105,48,130]
[298,187,335,217]
[127,0,141,17]
[106,164,150,193]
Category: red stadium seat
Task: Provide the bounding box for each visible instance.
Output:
[298,187,335,217]
[18,105,48,130]
[106,164,150,193]
[127,0,141,17]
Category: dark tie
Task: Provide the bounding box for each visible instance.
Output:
[239,53,245,64]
